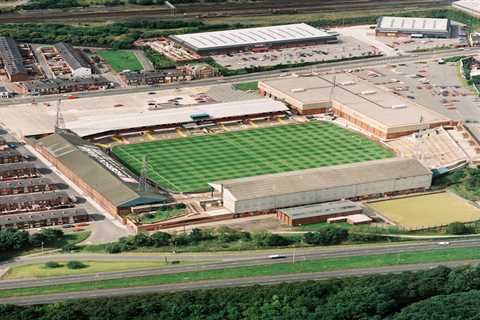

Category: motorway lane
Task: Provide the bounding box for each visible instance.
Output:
[2,238,480,290]
[0,260,478,306]
[1,48,477,107]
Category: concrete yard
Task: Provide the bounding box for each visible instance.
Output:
[368,192,480,229]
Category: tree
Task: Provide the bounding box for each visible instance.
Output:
[66,261,87,269]
[446,222,471,235]
[151,231,171,247]
[303,227,349,246]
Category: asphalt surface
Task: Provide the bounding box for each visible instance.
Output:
[0,260,477,306]
[2,238,480,290]
[1,48,476,108]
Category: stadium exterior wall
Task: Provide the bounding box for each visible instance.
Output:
[221,171,432,214]
[31,142,128,223]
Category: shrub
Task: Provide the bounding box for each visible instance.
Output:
[446,222,472,235]
[44,261,62,269]
[151,232,171,247]
[66,261,87,269]
[105,243,123,254]
[62,244,78,252]
[253,232,291,247]
[303,227,349,245]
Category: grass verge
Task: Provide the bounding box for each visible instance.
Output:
[2,260,172,280]
[1,246,480,298]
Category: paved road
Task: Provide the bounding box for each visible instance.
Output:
[2,238,480,290]
[1,48,476,108]
[0,260,477,306]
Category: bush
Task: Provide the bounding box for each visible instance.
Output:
[253,232,292,247]
[446,222,472,235]
[303,227,349,245]
[44,261,62,269]
[151,232,171,247]
[62,244,78,252]
[66,261,87,269]
[105,243,123,254]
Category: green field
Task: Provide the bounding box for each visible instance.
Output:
[97,50,143,72]
[112,122,393,193]
[233,81,258,91]
[368,192,480,229]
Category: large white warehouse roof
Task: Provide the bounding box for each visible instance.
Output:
[67,98,288,137]
[377,16,449,33]
[170,23,336,52]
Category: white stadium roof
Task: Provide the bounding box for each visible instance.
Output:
[377,16,449,33]
[66,98,288,137]
[170,23,336,52]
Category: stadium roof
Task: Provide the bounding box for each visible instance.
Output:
[55,42,90,71]
[170,23,337,52]
[376,16,449,33]
[279,200,362,219]
[210,158,431,201]
[35,130,168,208]
[67,98,288,137]
[260,74,449,129]
[0,37,27,78]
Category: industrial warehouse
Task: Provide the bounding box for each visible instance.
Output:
[54,42,92,78]
[0,36,28,82]
[209,158,432,214]
[375,16,452,38]
[169,23,339,55]
[259,74,454,140]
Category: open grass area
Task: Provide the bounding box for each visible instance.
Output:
[233,81,258,91]
[368,192,480,230]
[97,50,143,72]
[2,260,171,280]
[1,246,480,298]
[112,122,392,193]
[140,207,186,224]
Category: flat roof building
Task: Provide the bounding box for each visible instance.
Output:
[0,37,28,82]
[170,23,338,55]
[210,158,432,214]
[276,200,363,226]
[453,0,480,18]
[259,74,454,140]
[54,42,92,78]
[376,16,451,38]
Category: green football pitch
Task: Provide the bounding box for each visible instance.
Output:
[112,122,393,193]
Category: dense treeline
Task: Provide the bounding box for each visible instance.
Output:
[3,265,480,319]
[0,228,65,254]
[102,226,385,253]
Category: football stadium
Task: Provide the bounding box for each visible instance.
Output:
[112,122,393,193]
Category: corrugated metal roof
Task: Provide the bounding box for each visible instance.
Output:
[0,37,27,77]
[54,42,90,71]
[212,158,431,201]
[279,200,362,219]
[170,23,335,51]
[67,98,288,137]
[36,130,167,208]
[377,16,449,33]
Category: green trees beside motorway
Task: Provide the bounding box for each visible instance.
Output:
[3,265,480,319]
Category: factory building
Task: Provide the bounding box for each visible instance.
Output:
[170,23,338,56]
[210,158,432,214]
[375,16,451,38]
[33,130,168,223]
[54,42,92,78]
[453,0,480,18]
[276,200,363,226]
[0,37,28,82]
[259,74,454,140]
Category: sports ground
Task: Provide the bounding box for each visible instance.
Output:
[112,122,393,193]
[368,192,480,229]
